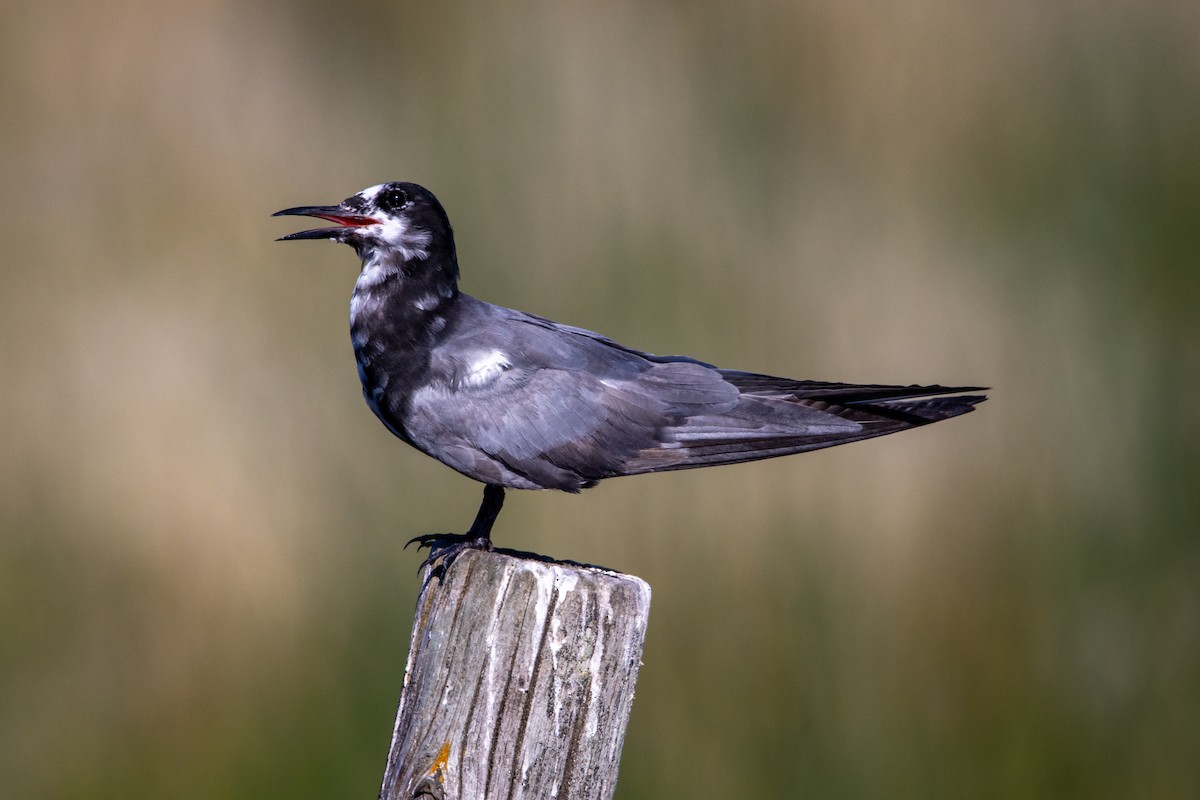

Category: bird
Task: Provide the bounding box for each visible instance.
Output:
[274,182,985,557]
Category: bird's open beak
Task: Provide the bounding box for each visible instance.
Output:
[273,205,380,241]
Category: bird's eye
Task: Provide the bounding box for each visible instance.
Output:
[380,186,410,211]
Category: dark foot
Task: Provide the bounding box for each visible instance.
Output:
[405,530,494,555]
[405,484,505,572]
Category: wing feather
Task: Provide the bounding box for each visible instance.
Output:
[404,304,986,490]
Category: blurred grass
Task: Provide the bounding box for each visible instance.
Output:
[2,1,1197,798]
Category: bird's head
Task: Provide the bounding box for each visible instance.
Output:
[274,181,455,266]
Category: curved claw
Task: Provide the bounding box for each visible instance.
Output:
[405,531,494,552]
[405,484,504,571]
[404,533,446,551]
[406,531,494,574]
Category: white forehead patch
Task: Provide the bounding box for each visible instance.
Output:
[358,184,386,204]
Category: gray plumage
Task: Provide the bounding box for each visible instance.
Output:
[275,181,986,547]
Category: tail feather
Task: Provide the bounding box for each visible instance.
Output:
[622,381,986,475]
[722,372,986,404]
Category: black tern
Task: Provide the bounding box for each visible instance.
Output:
[275,182,986,555]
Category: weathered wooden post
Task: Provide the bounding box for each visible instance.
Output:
[378,549,651,800]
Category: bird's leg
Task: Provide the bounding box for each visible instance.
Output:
[405,484,504,562]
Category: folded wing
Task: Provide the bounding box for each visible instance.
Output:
[405,307,986,491]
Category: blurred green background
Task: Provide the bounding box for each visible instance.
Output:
[2,1,1197,798]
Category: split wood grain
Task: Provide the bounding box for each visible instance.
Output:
[379,548,651,800]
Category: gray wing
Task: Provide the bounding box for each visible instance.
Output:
[404,304,985,491]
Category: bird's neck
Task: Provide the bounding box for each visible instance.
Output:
[349,251,460,350]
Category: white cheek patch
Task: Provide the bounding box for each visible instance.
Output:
[350,185,433,261]
[460,349,512,388]
[376,216,432,261]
